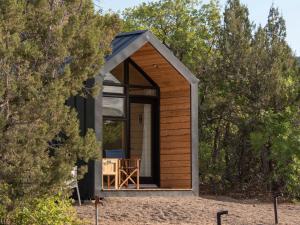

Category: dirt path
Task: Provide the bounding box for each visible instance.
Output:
[76,196,300,225]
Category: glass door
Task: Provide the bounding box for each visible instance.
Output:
[129,98,159,184]
[102,59,160,185]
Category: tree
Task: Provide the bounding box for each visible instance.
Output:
[249,5,300,196]
[201,2,300,196]
[250,107,300,199]
[0,0,121,215]
[197,0,256,193]
[123,0,221,73]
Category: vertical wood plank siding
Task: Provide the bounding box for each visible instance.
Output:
[131,43,191,189]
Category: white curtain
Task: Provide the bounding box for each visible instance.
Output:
[141,104,152,177]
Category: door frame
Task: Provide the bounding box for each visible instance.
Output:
[102,59,161,186]
[128,96,160,185]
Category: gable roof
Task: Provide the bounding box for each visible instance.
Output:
[100,30,198,84]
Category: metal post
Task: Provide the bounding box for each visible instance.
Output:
[76,184,81,206]
[95,197,99,225]
[95,197,104,225]
[217,210,228,225]
[274,196,278,224]
[273,193,281,224]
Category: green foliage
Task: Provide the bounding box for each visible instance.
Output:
[250,107,300,198]
[123,0,221,72]
[0,0,121,214]
[200,1,299,197]
[0,183,11,220]
[103,121,122,148]
[1,195,81,225]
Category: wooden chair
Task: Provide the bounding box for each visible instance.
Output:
[119,159,140,189]
[102,158,119,190]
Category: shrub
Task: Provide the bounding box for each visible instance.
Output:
[1,195,82,225]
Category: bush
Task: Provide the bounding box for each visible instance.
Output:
[250,107,300,199]
[1,195,81,225]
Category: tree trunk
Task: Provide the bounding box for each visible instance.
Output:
[223,122,231,183]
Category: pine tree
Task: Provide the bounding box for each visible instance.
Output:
[0,0,121,211]
[201,0,255,191]
[250,5,300,197]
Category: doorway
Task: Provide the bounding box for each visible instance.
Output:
[129,97,159,185]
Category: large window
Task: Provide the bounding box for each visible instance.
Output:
[103,120,126,152]
[102,59,158,157]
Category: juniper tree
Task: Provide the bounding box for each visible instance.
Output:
[0,0,120,211]
[249,5,300,197]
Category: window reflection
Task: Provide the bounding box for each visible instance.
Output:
[103,97,125,117]
[104,62,124,84]
[103,85,124,94]
[103,120,125,152]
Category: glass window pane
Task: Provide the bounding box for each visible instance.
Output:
[103,120,126,155]
[129,63,153,86]
[103,85,124,94]
[103,97,125,117]
[104,62,124,84]
[129,87,157,96]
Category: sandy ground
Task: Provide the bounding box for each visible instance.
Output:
[76,196,300,225]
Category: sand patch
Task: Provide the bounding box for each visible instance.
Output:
[76,196,300,225]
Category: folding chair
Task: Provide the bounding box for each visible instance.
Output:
[119,159,140,189]
[102,158,119,190]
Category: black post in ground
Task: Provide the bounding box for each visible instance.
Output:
[217,210,228,225]
[273,193,281,224]
[95,197,104,225]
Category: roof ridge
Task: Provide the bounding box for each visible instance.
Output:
[116,30,148,38]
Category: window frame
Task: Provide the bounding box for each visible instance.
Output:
[103,59,159,119]
[102,59,159,157]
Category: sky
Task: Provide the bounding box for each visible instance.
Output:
[95,0,300,55]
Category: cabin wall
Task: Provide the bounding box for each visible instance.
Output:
[160,87,191,188]
[131,43,192,189]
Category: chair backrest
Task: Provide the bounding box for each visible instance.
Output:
[104,149,125,159]
[102,159,119,175]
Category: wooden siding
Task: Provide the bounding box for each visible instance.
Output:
[131,43,191,189]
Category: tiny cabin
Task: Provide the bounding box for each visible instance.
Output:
[69,30,199,199]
